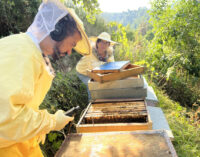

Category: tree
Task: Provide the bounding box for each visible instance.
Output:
[147,0,200,106]
[107,22,132,61]
[148,0,200,77]
[0,0,40,37]
[70,0,101,23]
[0,0,101,37]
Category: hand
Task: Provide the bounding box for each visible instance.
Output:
[54,110,74,131]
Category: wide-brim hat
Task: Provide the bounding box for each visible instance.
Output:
[27,0,91,56]
[89,32,118,46]
[66,8,92,55]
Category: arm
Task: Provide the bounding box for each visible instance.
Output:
[76,54,104,76]
[107,46,115,62]
[0,51,71,144]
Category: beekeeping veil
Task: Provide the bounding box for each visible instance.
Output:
[27,0,91,55]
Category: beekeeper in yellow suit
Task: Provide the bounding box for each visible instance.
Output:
[76,32,117,100]
[0,0,91,156]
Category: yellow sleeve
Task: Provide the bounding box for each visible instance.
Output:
[76,46,116,75]
[107,46,115,62]
[0,48,56,143]
[76,54,104,76]
[107,55,115,62]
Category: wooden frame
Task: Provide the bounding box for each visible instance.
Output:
[76,99,152,133]
[55,130,177,157]
[87,64,145,83]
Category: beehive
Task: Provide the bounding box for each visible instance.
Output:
[76,99,152,133]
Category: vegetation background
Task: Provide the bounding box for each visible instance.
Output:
[0,0,199,156]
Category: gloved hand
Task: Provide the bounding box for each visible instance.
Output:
[54,110,74,131]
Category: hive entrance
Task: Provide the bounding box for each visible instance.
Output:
[82,101,148,124]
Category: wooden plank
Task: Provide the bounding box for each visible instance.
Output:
[87,64,145,83]
[85,111,147,116]
[87,107,146,113]
[77,123,152,133]
[76,102,92,127]
[91,61,130,73]
[88,75,144,90]
[85,113,147,118]
[88,101,145,107]
[90,87,147,100]
[85,111,147,117]
[93,98,144,103]
[55,130,177,157]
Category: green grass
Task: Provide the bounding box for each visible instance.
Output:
[149,82,200,157]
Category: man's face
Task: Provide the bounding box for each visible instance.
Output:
[53,31,81,58]
[97,40,110,52]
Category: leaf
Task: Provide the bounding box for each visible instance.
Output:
[52,140,62,149]
[166,66,174,80]
[177,106,183,111]
[48,133,58,142]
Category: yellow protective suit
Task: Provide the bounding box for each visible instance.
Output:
[76,43,115,76]
[0,33,71,157]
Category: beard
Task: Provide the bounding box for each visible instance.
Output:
[51,46,69,72]
[52,46,61,61]
[52,46,68,62]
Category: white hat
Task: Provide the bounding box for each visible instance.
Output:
[89,32,118,46]
[27,0,91,55]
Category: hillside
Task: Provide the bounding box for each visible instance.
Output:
[101,7,150,29]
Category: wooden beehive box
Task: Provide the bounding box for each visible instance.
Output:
[90,87,147,100]
[55,130,177,157]
[76,99,152,133]
[88,75,144,90]
[88,75,147,100]
[87,64,145,83]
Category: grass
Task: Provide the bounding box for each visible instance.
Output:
[149,82,200,157]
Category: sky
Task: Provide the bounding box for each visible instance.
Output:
[98,0,151,13]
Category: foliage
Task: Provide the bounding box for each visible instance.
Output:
[148,81,200,157]
[132,30,149,63]
[0,0,40,37]
[113,21,152,64]
[66,0,101,24]
[0,0,101,37]
[40,131,64,157]
[50,50,82,73]
[106,22,132,62]
[40,70,88,113]
[163,72,200,107]
[75,9,109,36]
[146,0,200,106]
[148,0,200,77]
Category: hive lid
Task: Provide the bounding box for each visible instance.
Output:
[92,61,131,73]
[55,130,177,157]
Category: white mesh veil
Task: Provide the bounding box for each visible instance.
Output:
[27,0,91,55]
[27,0,68,43]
